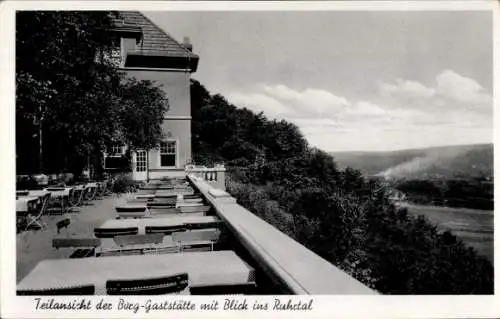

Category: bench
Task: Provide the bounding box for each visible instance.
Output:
[106,273,189,295]
[17,285,95,296]
[94,227,139,238]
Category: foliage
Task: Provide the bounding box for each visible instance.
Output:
[16,11,167,177]
[118,79,168,150]
[111,173,138,194]
[191,79,493,294]
[16,175,39,190]
[393,178,493,210]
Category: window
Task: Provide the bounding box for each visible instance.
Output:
[110,145,123,155]
[104,144,125,170]
[160,141,177,167]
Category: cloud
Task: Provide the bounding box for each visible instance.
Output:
[262,84,349,116]
[379,70,492,108]
[435,69,491,105]
[379,79,435,99]
[224,69,492,151]
[226,92,292,119]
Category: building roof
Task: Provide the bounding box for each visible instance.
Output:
[115,11,199,60]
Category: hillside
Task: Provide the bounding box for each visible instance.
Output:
[331,144,493,179]
[190,79,493,294]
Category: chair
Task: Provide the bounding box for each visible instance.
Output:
[126,198,150,204]
[106,273,189,295]
[183,194,200,200]
[148,208,180,216]
[25,195,50,230]
[52,237,102,258]
[84,184,98,201]
[46,187,65,191]
[17,285,95,295]
[145,225,186,236]
[113,234,164,246]
[45,189,69,215]
[189,283,257,295]
[111,234,179,255]
[148,200,176,207]
[172,229,220,252]
[137,189,156,195]
[94,227,139,238]
[69,187,85,207]
[56,218,71,234]
[116,211,148,219]
[16,190,29,197]
[103,179,114,196]
[187,220,224,230]
[179,205,211,214]
[115,205,149,219]
[183,198,203,204]
[93,181,105,199]
[115,205,147,213]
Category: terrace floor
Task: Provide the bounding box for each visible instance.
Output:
[16,195,118,282]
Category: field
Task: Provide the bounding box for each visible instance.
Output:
[404,204,493,263]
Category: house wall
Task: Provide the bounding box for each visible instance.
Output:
[123,69,192,174]
[124,69,191,116]
[147,119,192,168]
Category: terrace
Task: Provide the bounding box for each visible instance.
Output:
[16,167,377,295]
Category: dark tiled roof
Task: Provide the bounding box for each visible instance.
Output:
[115,11,198,59]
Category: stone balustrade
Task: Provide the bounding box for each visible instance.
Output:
[185,164,226,190]
[187,174,378,295]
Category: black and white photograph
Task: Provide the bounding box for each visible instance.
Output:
[1,1,497,318]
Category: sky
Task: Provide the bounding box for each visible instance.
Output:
[145,10,493,152]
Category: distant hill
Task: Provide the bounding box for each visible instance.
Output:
[330,143,493,180]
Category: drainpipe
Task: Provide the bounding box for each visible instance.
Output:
[38,119,43,173]
[146,149,150,182]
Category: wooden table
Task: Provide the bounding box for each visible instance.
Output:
[17,251,255,294]
[44,187,72,199]
[86,182,98,188]
[16,196,40,212]
[99,216,219,235]
[28,190,51,198]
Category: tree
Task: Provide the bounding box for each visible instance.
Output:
[190,77,494,294]
[118,78,168,180]
[16,11,117,173]
[16,11,168,178]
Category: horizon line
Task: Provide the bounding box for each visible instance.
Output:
[325,141,493,154]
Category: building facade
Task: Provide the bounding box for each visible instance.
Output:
[105,12,199,180]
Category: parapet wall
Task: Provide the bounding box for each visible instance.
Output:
[187,174,378,295]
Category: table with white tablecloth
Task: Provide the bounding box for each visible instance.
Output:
[17,251,255,294]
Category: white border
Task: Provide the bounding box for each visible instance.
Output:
[1,1,499,319]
